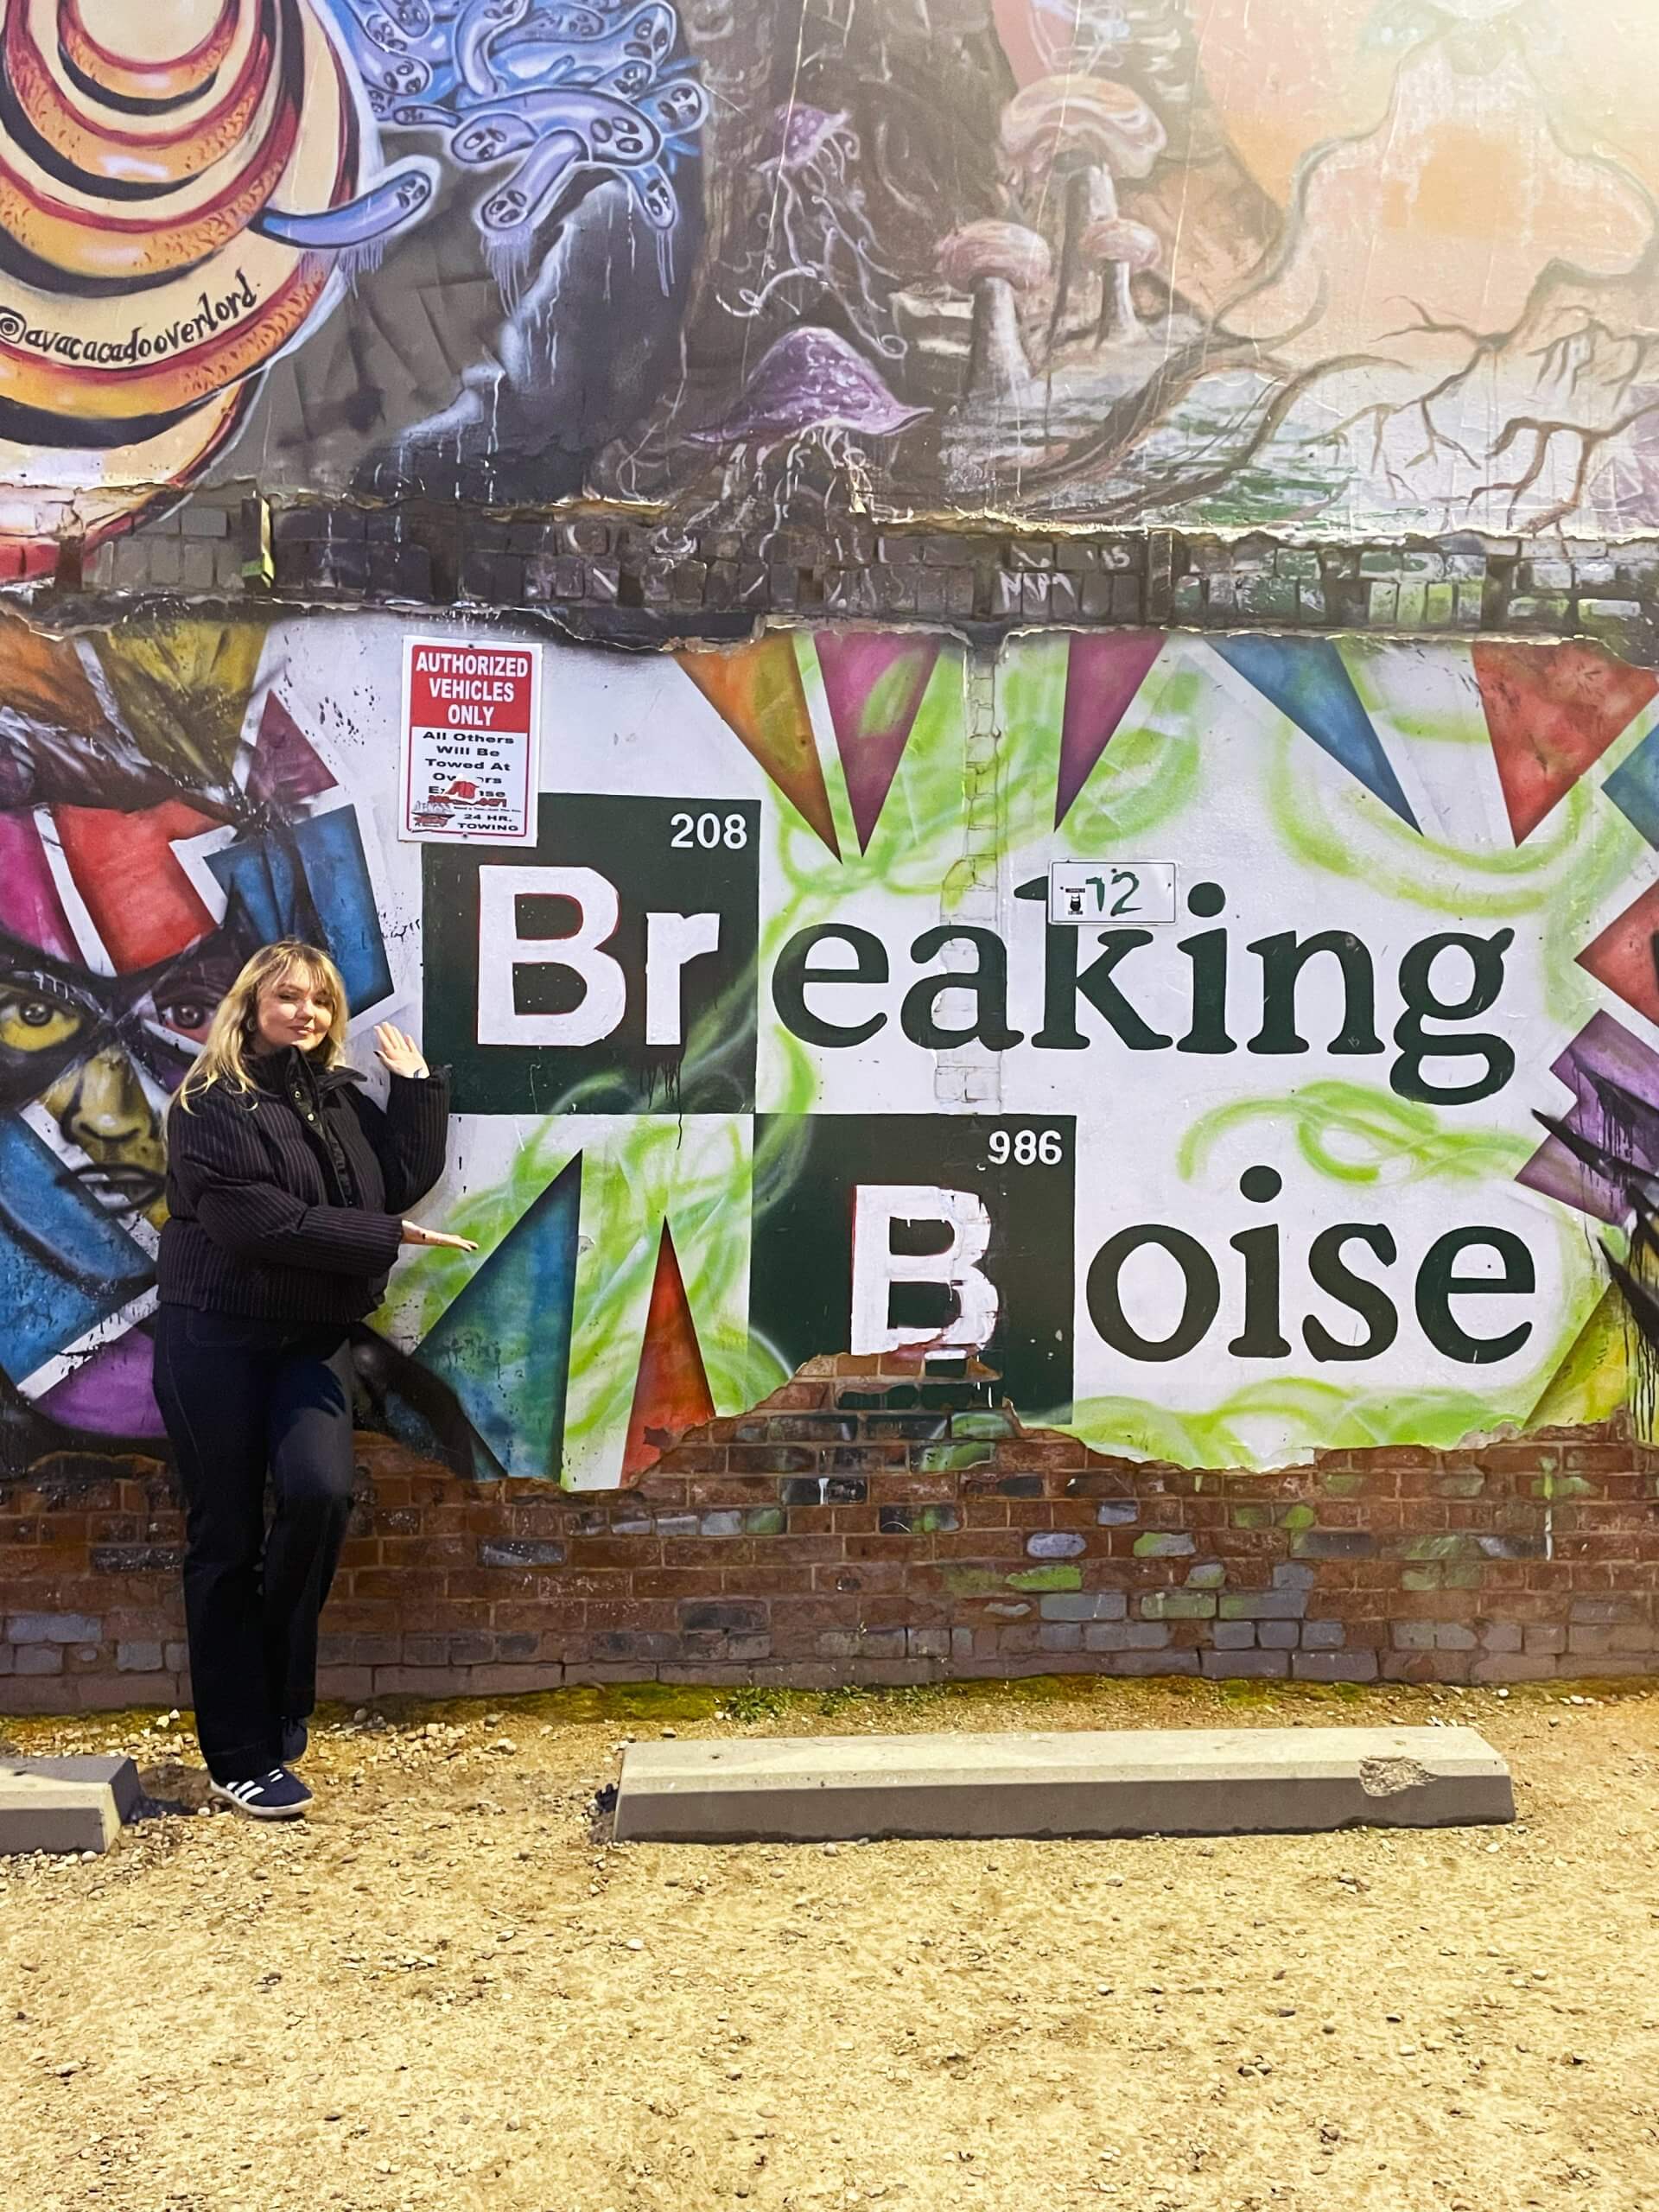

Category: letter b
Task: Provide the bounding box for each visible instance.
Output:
[476,866,626,1046]
[849,1185,999,1355]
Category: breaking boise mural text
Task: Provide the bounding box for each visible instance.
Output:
[3,609,1659,1489]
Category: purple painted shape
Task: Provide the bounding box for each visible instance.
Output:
[247,694,336,808]
[35,1324,166,1439]
[817,632,942,853]
[1516,1010,1659,1224]
[0,808,79,960]
[767,102,847,172]
[690,329,930,444]
[1057,632,1165,824]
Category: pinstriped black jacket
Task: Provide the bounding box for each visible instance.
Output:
[157,1049,452,1325]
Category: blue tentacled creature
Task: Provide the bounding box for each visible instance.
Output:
[319,0,705,286]
[253,166,439,253]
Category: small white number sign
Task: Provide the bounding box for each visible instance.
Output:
[1047,861,1177,926]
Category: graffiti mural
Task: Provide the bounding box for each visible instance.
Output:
[0,607,410,1459]
[620,0,1659,537]
[0,0,705,559]
[4,608,1659,1485]
[2,3,1658,555]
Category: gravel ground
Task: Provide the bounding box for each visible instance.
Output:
[1,1675,1656,2212]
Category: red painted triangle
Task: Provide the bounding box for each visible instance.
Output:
[248,692,336,806]
[1473,641,1659,843]
[1056,632,1165,824]
[1577,879,1659,1027]
[621,1223,716,1484]
[817,632,941,852]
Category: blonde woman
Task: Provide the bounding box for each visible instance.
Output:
[157,940,475,1819]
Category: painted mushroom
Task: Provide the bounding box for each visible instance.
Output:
[1079,215,1161,343]
[684,327,930,537]
[688,327,930,447]
[1000,76,1166,341]
[936,222,1053,399]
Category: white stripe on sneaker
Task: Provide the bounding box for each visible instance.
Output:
[211,1769,309,1819]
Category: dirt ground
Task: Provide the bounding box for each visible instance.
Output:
[1,1675,1656,2212]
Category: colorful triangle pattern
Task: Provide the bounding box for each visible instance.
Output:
[415,1156,582,1482]
[815,632,941,853]
[0,808,79,963]
[0,1113,150,1385]
[1472,640,1659,843]
[93,616,269,792]
[1211,635,1419,830]
[1525,1286,1629,1433]
[247,692,337,806]
[677,637,840,855]
[621,1222,717,1484]
[35,1324,166,1440]
[1055,632,1164,824]
[1516,1009,1659,1225]
[1577,880,1659,1029]
[50,798,220,973]
[1602,725,1659,849]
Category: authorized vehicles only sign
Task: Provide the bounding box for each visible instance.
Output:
[400,637,543,844]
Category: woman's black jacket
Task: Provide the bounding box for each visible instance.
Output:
[157,1048,452,1324]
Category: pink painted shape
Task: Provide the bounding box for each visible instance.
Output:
[248,692,336,807]
[0,808,79,960]
[35,1325,166,1439]
[1057,632,1166,825]
[990,0,1046,86]
[817,632,942,853]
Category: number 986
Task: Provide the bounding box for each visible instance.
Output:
[988,1128,1064,1166]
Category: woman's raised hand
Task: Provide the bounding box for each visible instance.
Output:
[401,1220,478,1251]
[375,1022,429,1079]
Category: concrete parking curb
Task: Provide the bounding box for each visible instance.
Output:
[613,1726,1515,1843]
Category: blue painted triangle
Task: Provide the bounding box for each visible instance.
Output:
[207,810,392,1014]
[415,1154,582,1481]
[0,1113,151,1383]
[1212,636,1419,830]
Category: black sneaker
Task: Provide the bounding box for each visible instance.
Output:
[281,1718,308,1764]
[211,1768,312,1821]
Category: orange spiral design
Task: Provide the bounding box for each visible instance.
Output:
[10,1,276,188]
[57,0,240,105]
[0,14,302,281]
[0,0,359,431]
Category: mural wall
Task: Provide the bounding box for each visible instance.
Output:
[3,607,1659,1488]
[2,0,1658,565]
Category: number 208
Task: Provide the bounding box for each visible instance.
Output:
[670,810,749,849]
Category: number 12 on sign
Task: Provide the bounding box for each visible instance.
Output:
[1048,861,1177,926]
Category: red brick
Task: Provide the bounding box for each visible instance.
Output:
[8,1413,1652,1710]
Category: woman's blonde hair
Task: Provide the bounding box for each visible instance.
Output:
[174,939,350,1113]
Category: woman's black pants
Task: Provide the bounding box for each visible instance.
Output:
[153,1306,356,1783]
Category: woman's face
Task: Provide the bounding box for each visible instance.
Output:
[254,968,334,1054]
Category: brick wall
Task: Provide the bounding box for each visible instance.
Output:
[68,493,1659,668]
[3,1355,1656,1713]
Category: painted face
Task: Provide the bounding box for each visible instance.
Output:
[254,966,336,1054]
[0,933,244,1223]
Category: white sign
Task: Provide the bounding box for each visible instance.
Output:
[400,636,543,844]
[1048,860,1177,925]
